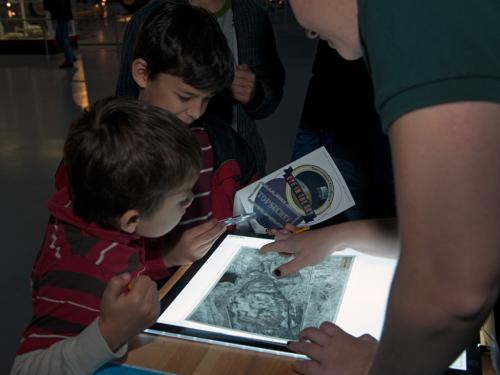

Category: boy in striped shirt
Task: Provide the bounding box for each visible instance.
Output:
[12,97,202,374]
[128,0,257,270]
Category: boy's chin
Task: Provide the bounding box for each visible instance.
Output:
[140,228,173,239]
[178,116,195,125]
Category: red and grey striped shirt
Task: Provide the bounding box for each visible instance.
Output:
[177,126,215,229]
[20,125,216,355]
[16,187,169,355]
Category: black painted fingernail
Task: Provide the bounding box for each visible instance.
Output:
[273,268,281,277]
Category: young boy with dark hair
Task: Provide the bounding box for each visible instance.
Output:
[11,97,202,374]
[132,0,233,101]
[126,0,257,270]
[117,0,285,177]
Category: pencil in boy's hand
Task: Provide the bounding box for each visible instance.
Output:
[218,213,257,226]
[127,282,133,291]
[293,226,310,234]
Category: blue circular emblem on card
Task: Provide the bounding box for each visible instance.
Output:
[251,165,334,229]
[285,165,334,217]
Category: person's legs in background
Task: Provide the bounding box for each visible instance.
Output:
[291,128,368,224]
[56,20,75,68]
[291,43,396,226]
[323,132,368,222]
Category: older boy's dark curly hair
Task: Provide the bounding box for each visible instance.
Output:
[133,0,234,95]
[64,96,201,229]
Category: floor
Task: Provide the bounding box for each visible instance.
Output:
[0,4,316,372]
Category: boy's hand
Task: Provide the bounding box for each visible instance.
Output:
[260,225,336,277]
[231,64,257,105]
[162,219,226,266]
[99,273,160,352]
[289,322,376,375]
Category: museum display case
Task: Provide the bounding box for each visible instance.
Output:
[0,0,77,54]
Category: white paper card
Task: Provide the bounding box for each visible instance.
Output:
[233,147,355,233]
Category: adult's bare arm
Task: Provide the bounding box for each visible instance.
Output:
[260,218,398,277]
[369,101,500,375]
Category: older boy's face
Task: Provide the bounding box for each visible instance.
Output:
[135,175,197,238]
[141,73,212,125]
[289,0,363,60]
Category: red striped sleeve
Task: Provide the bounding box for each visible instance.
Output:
[18,221,149,355]
[178,127,214,229]
[18,256,107,354]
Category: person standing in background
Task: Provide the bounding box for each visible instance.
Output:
[292,40,394,223]
[44,0,77,69]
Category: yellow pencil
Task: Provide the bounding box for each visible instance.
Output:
[293,226,310,234]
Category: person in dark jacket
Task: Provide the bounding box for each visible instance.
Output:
[116,0,285,177]
[292,40,395,223]
[44,0,76,68]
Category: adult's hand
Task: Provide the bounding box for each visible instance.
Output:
[290,322,377,375]
[260,225,339,277]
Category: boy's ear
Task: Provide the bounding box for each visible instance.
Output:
[132,58,149,89]
[118,209,140,234]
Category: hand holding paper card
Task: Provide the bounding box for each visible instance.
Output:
[233,147,355,233]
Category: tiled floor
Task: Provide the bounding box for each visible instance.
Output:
[0,5,316,372]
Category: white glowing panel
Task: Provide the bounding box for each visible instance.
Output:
[156,234,466,371]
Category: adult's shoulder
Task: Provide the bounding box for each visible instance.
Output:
[360,0,500,132]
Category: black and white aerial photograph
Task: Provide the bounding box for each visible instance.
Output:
[187,247,354,340]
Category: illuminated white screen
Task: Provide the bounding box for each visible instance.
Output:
[157,234,466,371]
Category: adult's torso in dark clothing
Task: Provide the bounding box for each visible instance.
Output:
[299,41,381,156]
[295,41,395,221]
[358,0,500,354]
[43,0,73,20]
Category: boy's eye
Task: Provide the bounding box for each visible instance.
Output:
[179,193,194,208]
[177,94,191,102]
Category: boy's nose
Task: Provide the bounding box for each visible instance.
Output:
[187,100,206,120]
